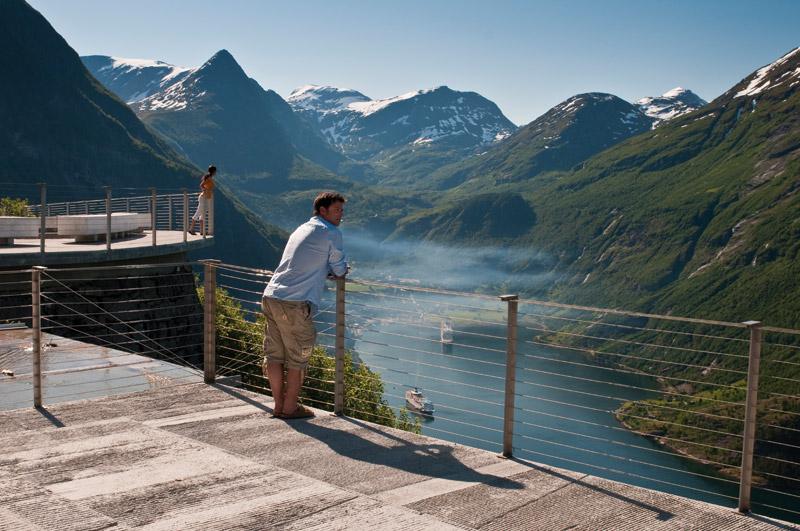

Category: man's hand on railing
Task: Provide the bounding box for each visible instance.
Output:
[327,265,350,280]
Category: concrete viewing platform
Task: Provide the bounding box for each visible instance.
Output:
[0,230,213,267]
[1,382,795,530]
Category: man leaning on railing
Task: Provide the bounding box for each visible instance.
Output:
[261,191,348,419]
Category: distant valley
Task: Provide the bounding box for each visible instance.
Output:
[80,46,800,332]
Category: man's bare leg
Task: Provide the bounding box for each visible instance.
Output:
[266,361,285,414]
[283,368,305,415]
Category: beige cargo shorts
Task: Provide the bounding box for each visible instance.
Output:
[261,297,317,370]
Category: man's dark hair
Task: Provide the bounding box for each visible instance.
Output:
[207,165,217,174]
[313,191,346,215]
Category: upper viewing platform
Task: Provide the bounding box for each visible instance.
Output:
[0,188,214,267]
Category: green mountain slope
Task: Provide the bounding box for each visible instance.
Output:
[0,0,286,269]
[523,49,800,496]
[529,49,800,326]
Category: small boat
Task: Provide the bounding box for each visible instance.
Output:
[405,387,435,416]
[440,319,453,344]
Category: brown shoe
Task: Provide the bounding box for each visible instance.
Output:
[280,404,315,419]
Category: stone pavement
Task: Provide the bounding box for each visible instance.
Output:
[0,382,796,530]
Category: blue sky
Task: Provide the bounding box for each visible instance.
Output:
[30,0,800,125]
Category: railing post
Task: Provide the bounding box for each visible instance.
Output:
[208,193,214,236]
[334,277,346,415]
[500,294,519,458]
[182,189,188,243]
[168,194,174,230]
[202,260,219,384]
[32,266,46,407]
[738,320,763,514]
[38,183,46,254]
[104,186,111,251]
[150,188,157,246]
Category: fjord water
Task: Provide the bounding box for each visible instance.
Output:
[316,286,792,519]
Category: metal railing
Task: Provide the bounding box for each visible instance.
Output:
[1,260,799,524]
[20,184,213,252]
[0,263,204,410]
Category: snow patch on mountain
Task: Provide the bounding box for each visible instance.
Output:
[348,88,437,116]
[137,77,204,112]
[89,56,195,103]
[288,84,516,155]
[620,109,641,126]
[106,57,166,70]
[287,85,370,114]
[636,87,707,127]
[734,47,800,98]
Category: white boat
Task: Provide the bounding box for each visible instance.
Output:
[405,387,435,416]
[440,319,453,343]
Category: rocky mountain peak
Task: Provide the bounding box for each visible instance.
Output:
[134,50,253,113]
[540,93,653,134]
[287,84,371,114]
[288,84,516,157]
[636,87,707,127]
[195,49,247,81]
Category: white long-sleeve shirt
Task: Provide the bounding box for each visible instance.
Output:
[263,216,347,309]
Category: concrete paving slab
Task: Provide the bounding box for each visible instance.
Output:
[374,458,533,505]
[283,497,464,531]
[162,406,504,495]
[408,464,584,529]
[0,475,120,531]
[0,382,796,530]
[142,403,263,428]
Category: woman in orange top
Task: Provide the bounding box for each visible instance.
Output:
[189,165,216,235]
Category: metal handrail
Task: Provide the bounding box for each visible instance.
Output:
[3,260,800,524]
[17,185,213,252]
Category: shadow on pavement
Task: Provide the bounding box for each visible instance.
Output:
[284,414,524,490]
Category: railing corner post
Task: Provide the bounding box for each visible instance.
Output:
[202,260,220,384]
[738,320,763,514]
[31,266,47,407]
[334,277,346,415]
[500,294,519,458]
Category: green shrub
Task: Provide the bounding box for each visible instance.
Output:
[0,197,33,216]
